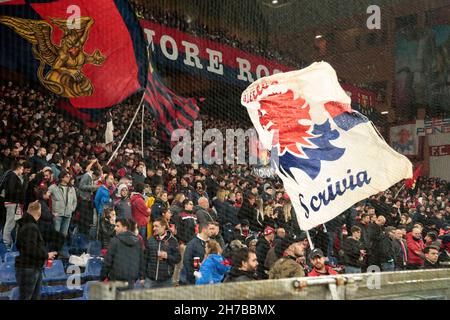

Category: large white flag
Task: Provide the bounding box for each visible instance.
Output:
[241,62,412,231]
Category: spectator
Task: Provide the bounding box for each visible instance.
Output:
[131,182,151,240]
[99,208,116,249]
[175,199,197,245]
[438,236,450,267]
[268,233,306,279]
[237,194,260,232]
[195,196,217,225]
[308,248,338,277]
[195,240,231,285]
[224,247,258,282]
[181,222,214,285]
[30,147,48,173]
[378,226,396,272]
[100,218,143,289]
[48,170,77,237]
[256,226,275,279]
[151,191,169,221]
[209,221,225,249]
[193,181,209,205]
[114,184,132,220]
[368,215,386,266]
[393,228,409,270]
[78,163,101,234]
[94,174,114,218]
[343,226,366,274]
[132,162,146,187]
[170,193,185,221]
[1,161,26,249]
[144,217,181,288]
[15,201,57,300]
[406,227,425,269]
[422,245,441,269]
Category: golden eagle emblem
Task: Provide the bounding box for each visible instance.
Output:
[0,16,106,98]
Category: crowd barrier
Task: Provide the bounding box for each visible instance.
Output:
[90,269,450,300]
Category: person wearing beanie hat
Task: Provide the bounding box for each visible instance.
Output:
[268,232,306,279]
[114,184,132,220]
[255,226,275,279]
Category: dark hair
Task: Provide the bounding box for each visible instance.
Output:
[12,161,24,171]
[232,247,255,268]
[35,187,48,200]
[116,218,130,230]
[153,217,168,229]
[134,182,146,194]
[182,199,193,208]
[199,222,214,232]
[426,232,438,242]
[58,169,70,180]
[423,245,439,254]
[351,226,362,234]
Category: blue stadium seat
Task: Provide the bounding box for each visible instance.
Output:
[87,241,102,257]
[0,262,17,286]
[0,242,6,263]
[69,234,89,255]
[4,251,19,264]
[81,257,103,281]
[41,284,83,299]
[43,260,68,283]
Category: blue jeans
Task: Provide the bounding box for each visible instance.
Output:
[54,216,71,237]
[16,268,43,300]
[345,266,362,274]
[144,278,173,289]
[381,261,395,272]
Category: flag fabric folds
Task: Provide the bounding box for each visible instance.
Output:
[405,164,422,189]
[241,62,413,231]
[143,63,200,141]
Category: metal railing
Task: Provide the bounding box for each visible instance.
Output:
[90,269,450,300]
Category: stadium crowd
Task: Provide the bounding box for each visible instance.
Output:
[131,2,305,69]
[0,80,449,300]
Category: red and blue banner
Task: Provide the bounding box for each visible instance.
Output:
[0,0,148,109]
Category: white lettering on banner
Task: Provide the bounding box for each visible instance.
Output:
[142,27,285,83]
[206,48,224,75]
[236,57,255,82]
[256,64,270,79]
[299,170,372,218]
[182,41,203,69]
[160,35,178,61]
[430,145,450,157]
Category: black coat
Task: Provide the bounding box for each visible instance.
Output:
[100,231,144,282]
[423,259,440,270]
[181,236,207,285]
[16,213,48,270]
[175,210,197,244]
[256,236,271,278]
[237,201,261,231]
[223,268,257,282]
[99,218,115,249]
[3,171,25,204]
[145,231,181,281]
[343,237,364,267]
[376,235,395,264]
[392,238,408,269]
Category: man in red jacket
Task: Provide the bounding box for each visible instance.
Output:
[406,227,425,269]
[308,248,338,277]
[131,183,151,241]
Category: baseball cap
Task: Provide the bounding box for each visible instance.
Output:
[263,226,275,236]
[241,219,250,226]
[309,248,325,260]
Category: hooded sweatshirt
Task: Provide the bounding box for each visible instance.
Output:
[100,231,143,282]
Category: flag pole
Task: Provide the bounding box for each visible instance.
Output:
[394,183,406,199]
[107,92,146,165]
[141,101,145,157]
[306,230,315,250]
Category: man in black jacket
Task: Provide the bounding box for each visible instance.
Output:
[378,226,396,272]
[343,226,365,274]
[2,161,26,249]
[224,247,258,282]
[15,201,57,300]
[144,218,181,288]
[180,222,214,285]
[256,226,275,279]
[100,219,143,289]
[422,245,441,269]
[367,215,386,266]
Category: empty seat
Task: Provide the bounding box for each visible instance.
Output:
[0,262,16,286]
[87,241,102,257]
[4,252,19,264]
[81,257,103,281]
[43,260,68,283]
